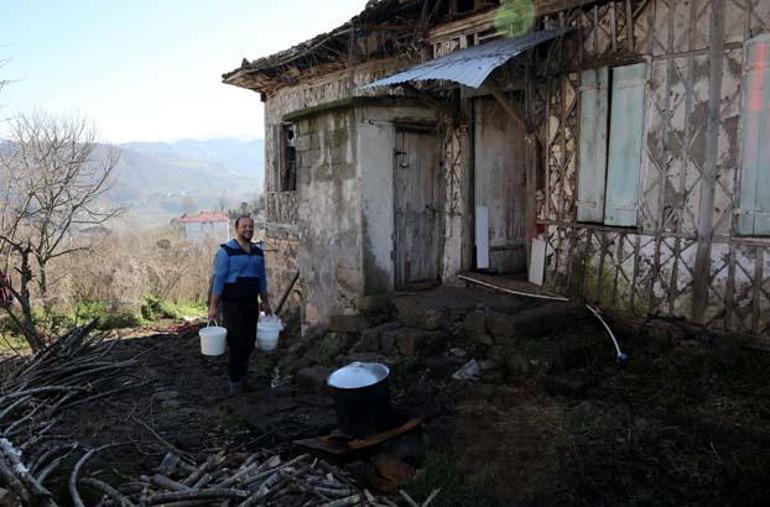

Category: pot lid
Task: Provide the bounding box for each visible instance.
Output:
[327,362,390,389]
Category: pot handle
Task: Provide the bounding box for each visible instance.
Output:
[208,319,219,328]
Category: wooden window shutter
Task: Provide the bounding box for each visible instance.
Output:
[605,62,646,227]
[577,66,610,223]
[738,34,770,235]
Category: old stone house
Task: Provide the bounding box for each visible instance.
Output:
[224,0,770,340]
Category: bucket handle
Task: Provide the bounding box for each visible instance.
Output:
[207,319,219,328]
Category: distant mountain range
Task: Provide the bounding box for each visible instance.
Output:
[0,137,263,229]
[110,138,265,228]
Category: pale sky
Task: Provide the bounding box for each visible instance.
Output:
[0,0,367,143]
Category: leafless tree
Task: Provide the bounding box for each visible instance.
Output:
[0,112,122,350]
[0,57,8,97]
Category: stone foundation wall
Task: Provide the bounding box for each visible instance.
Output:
[265,226,300,320]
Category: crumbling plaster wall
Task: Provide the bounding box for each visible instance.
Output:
[294,109,363,331]
[536,0,770,337]
[261,60,407,322]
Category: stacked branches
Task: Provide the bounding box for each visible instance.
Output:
[0,320,137,505]
[97,450,434,507]
[0,322,439,505]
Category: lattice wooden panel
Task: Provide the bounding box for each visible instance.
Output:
[545,74,579,222]
[544,224,574,290]
[704,241,731,328]
[442,127,465,217]
[741,0,770,38]
[726,243,770,335]
[530,0,770,336]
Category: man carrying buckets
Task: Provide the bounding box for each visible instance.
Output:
[208,215,271,396]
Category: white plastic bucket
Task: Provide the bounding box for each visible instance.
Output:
[256,316,283,351]
[199,321,227,356]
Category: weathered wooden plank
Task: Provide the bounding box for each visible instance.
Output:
[610,2,618,52]
[626,0,635,52]
[693,0,725,324]
[577,66,609,223]
[753,246,763,333]
[394,128,442,288]
[737,34,770,235]
[726,242,736,329]
[605,62,646,226]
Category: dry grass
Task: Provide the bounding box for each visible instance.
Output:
[46,227,219,311]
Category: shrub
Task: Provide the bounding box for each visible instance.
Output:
[141,296,205,320]
[97,308,142,330]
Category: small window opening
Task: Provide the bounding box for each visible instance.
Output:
[280,124,296,191]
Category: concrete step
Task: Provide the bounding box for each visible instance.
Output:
[351,320,445,357]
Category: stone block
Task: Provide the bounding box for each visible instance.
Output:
[391,298,447,331]
[351,321,399,353]
[487,303,588,340]
[485,310,518,339]
[380,328,399,355]
[503,353,531,376]
[395,329,444,357]
[403,308,446,331]
[296,366,331,393]
[329,314,369,333]
[350,331,379,353]
[463,309,487,336]
[361,294,389,312]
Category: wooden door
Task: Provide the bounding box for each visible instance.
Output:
[473,96,527,273]
[393,127,442,290]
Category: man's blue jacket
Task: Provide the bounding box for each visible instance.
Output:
[212,239,267,302]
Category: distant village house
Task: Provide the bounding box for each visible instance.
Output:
[173,211,230,243]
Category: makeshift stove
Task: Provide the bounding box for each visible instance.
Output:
[294,417,424,455]
[293,362,424,457]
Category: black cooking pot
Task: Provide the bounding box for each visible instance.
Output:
[327,362,394,438]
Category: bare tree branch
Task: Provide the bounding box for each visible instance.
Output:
[0,112,122,349]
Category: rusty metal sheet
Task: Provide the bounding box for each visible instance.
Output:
[361,29,566,89]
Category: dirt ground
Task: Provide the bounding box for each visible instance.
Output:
[39,306,770,506]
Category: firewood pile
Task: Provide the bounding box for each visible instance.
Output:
[109,450,438,507]
[0,322,439,506]
[0,320,137,505]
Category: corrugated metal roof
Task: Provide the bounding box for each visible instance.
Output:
[361,29,565,89]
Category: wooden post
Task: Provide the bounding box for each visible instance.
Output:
[692,0,724,324]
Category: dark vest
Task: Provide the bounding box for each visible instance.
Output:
[220,242,263,302]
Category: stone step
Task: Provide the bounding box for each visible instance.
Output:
[328,314,371,333]
[351,320,446,357]
[466,302,589,341]
[389,286,539,331]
